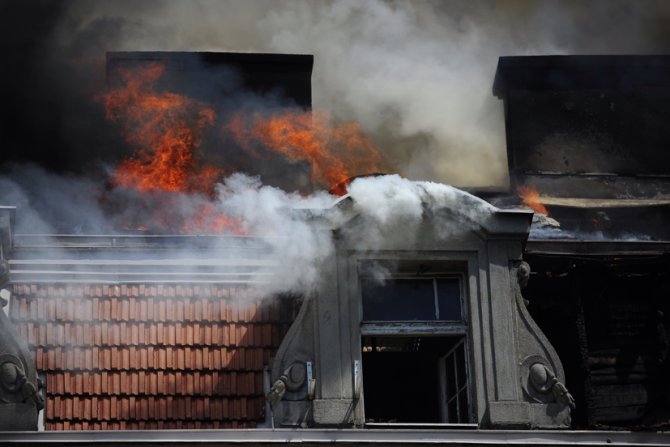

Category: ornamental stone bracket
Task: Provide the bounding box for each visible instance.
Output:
[486,260,574,429]
[0,207,44,430]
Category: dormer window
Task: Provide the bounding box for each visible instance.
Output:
[269,189,572,429]
[358,260,471,425]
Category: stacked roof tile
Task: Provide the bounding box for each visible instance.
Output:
[10,283,295,430]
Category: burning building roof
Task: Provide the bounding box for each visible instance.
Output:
[0,49,669,446]
[493,55,670,431]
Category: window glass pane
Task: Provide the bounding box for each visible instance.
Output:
[362,278,435,321]
[437,279,462,321]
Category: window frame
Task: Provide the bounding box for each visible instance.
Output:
[355,260,475,425]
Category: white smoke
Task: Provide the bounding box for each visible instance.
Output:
[213,173,337,294]
[3,0,668,296]
[197,173,494,296]
[345,174,495,250]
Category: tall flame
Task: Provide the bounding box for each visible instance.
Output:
[101,63,389,233]
[101,64,241,233]
[517,184,549,216]
[227,110,387,190]
[102,64,220,195]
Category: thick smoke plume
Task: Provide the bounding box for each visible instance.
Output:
[2,0,670,296]
[4,1,670,186]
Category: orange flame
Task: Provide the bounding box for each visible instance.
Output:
[102,64,220,195]
[101,64,241,234]
[517,184,549,216]
[227,110,387,190]
[101,63,389,233]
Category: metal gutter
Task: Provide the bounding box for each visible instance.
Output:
[0,428,668,446]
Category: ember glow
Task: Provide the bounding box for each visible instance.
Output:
[517,184,549,216]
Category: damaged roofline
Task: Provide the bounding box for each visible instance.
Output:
[526,239,670,256]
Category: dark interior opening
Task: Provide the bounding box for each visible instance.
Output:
[361,336,467,424]
[525,253,670,428]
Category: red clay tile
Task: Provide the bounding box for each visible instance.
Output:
[191,348,198,370]
[13,282,288,430]
[139,300,147,322]
[201,347,210,370]
[119,300,128,322]
[237,324,247,347]
[90,397,99,420]
[109,297,117,320]
[187,374,195,396]
[101,299,110,320]
[192,323,201,345]
[151,371,158,395]
[212,348,221,370]
[157,299,165,321]
[112,372,121,395]
[100,371,109,395]
[226,324,234,346]
[92,372,101,396]
[129,371,138,395]
[145,346,153,369]
[75,373,83,395]
[61,348,74,369]
[64,398,73,421]
[128,297,136,320]
[46,348,56,370]
[37,324,47,346]
[112,325,120,346]
[176,347,184,370]
[35,347,43,369]
[167,324,176,345]
[129,324,137,345]
[136,371,145,395]
[185,324,194,346]
[110,396,117,420]
[210,324,219,345]
[147,297,156,321]
[158,348,166,370]
[232,300,241,323]
[223,300,228,321]
[103,348,111,370]
[194,300,202,321]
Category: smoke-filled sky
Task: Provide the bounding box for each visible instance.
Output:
[3,0,670,188]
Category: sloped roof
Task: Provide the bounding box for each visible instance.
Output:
[11,283,294,430]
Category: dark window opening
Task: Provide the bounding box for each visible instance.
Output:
[361,336,470,424]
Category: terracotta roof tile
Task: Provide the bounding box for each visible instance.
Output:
[11,283,294,430]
